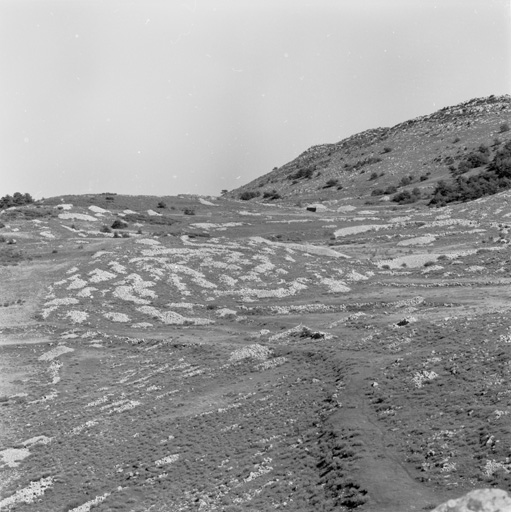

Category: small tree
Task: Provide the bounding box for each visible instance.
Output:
[157,201,167,209]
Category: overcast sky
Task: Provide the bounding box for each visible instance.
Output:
[1,0,509,199]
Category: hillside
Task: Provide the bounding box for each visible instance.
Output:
[229,95,511,207]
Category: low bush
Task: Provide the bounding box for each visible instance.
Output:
[384,185,398,195]
[399,175,414,187]
[239,191,261,201]
[392,189,420,204]
[288,167,315,180]
[263,190,282,200]
[499,122,510,133]
[323,179,339,189]
[183,208,196,215]
[111,219,128,229]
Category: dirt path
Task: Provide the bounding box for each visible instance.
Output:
[331,352,450,511]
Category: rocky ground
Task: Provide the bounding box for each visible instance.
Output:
[0,193,510,511]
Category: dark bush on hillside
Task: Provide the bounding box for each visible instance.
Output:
[453,145,491,176]
[183,208,195,215]
[0,192,34,210]
[488,140,511,178]
[100,225,112,233]
[458,151,489,172]
[384,185,398,195]
[392,188,421,204]
[429,141,511,206]
[322,178,339,188]
[500,122,510,133]
[399,175,414,187]
[157,201,167,209]
[371,188,385,196]
[287,167,315,180]
[111,219,128,229]
[262,190,281,200]
[239,191,261,200]
[368,172,379,181]
[420,175,428,181]
[382,146,392,153]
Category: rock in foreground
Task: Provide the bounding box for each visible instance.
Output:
[433,489,511,512]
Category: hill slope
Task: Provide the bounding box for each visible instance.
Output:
[229,95,511,206]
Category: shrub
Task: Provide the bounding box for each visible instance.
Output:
[384,185,398,195]
[288,167,315,180]
[382,146,392,153]
[499,122,510,133]
[262,190,281,200]
[113,231,120,238]
[100,225,111,233]
[371,188,385,196]
[420,175,428,181]
[399,175,414,187]
[239,191,261,200]
[183,208,195,215]
[323,178,339,188]
[111,219,128,229]
[157,201,167,209]
[392,190,420,204]
[368,172,379,181]
[122,232,130,238]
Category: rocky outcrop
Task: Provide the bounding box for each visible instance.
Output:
[433,489,511,512]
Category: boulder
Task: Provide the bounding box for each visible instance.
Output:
[433,489,511,512]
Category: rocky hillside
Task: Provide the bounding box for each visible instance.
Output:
[228,95,511,207]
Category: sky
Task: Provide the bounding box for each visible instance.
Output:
[0,0,510,199]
